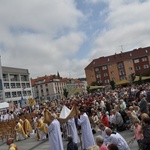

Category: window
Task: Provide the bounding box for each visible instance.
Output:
[95,68,99,72]
[119,69,125,75]
[142,57,147,62]
[111,71,114,75]
[90,75,94,79]
[118,63,123,69]
[104,79,109,83]
[143,64,149,69]
[136,66,141,70]
[102,66,107,70]
[134,59,139,63]
[128,67,132,71]
[96,74,101,78]
[120,76,126,80]
[89,69,92,72]
[104,73,108,77]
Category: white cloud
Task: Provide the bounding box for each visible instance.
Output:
[89,0,150,59]
[1,0,150,79]
[85,0,102,4]
[0,0,87,78]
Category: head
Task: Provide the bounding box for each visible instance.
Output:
[143,118,150,127]
[79,107,86,115]
[106,128,112,136]
[108,144,119,150]
[129,106,134,111]
[111,109,116,115]
[99,123,105,131]
[7,138,14,145]
[95,135,104,147]
[67,135,73,142]
[134,120,140,127]
[141,113,149,120]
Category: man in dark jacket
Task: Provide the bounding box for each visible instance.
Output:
[67,135,78,150]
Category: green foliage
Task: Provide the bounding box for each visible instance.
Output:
[110,79,115,90]
[86,86,90,94]
[90,81,98,86]
[63,88,68,98]
[57,71,60,78]
[130,73,136,82]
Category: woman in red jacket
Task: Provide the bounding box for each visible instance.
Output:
[100,110,110,127]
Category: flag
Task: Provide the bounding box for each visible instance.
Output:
[28,98,36,106]
[20,96,25,107]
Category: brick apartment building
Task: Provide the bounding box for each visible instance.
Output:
[85,46,150,86]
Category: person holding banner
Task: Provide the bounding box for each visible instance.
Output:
[47,115,64,150]
[15,120,27,141]
[36,115,48,140]
[23,116,33,137]
[67,118,80,144]
[78,108,95,150]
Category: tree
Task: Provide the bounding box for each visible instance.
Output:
[129,73,136,84]
[86,86,90,94]
[57,71,60,78]
[110,79,115,90]
[63,88,68,98]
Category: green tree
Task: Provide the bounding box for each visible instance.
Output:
[86,86,90,94]
[130,73,136,84]
[63,88,68,98]
[90,82,98,86]
[110,79,115,90]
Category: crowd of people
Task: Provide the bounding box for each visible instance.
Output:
[1,83,150,150]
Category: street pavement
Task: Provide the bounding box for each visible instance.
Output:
[0,130,138,150]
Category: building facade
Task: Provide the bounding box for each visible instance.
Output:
[31,75,86,102]
[85,46,150,86]
[1,66,33,103]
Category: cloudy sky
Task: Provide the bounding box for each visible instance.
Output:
[0,0,150,78]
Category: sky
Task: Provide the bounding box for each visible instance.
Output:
[0,0,150,79]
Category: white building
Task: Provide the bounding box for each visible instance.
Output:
[32,75,86,102]
[1,66,33,104]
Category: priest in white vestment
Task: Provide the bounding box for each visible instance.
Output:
[47,118,64,150]
[106,128,130,150]
[78,108,95,150]
[67,118,80,144]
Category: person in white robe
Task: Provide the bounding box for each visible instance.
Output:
[67,118,80,144]
[78,108,95,150]
[106,128,130,150]
[47,118,64,150]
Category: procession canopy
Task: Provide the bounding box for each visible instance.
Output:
[43,108,55,124]
[43,105,79,124]
[57,105,79,124]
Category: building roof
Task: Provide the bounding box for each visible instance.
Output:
[31,75,84,86]
[85,46,150,70]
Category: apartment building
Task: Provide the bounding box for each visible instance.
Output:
[0,66,33,103]
[85,46,150,86]
[31,75,86,101]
